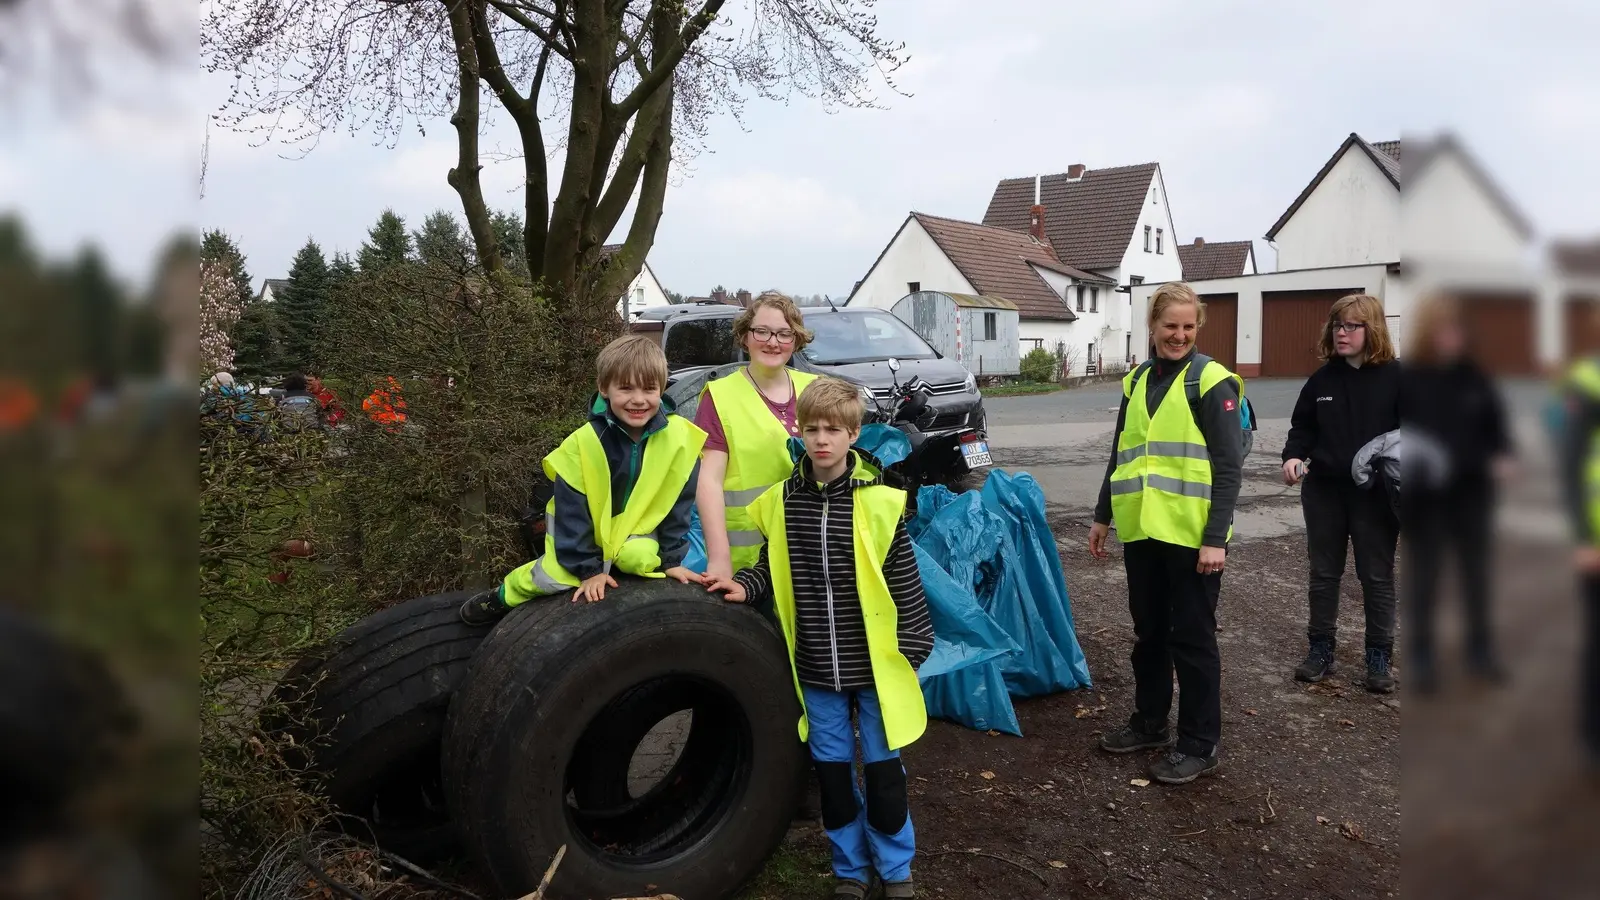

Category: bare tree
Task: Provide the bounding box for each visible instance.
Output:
[0,0,188,108]
[203,0,906,309]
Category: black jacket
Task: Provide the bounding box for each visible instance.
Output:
[1093,349,1244,547]
[734,450,935,691]
[549,395,700,579]
[1283,359,1402,484]
[1401,359,1511,482]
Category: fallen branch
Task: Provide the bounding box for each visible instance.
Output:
[923,848,1047,885]
[1260,787,1276,824]
[514,844,567,900]
[1174,829,1208,838]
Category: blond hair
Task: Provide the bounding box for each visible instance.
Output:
[595,334,669,392]
[1404,292,1463,365]
[1147,282,1207,331]
[733,291,815,352]
[1318,293,1396,364]
[796,376,864,431]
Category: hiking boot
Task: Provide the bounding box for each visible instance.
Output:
[883,880,915,899]
[1098,724,1174,754]
[832,876,881,900]
[1365,647,1396,694]
[1294,638,1337,683]
[459,587,510,626]
[1150,748,1221,785]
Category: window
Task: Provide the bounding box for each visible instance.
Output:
[983,312,997,341]
[1144,226,1152,252]
[1156,229,1164,254]
[1075,285,1085,312]
[907,281,921,294]
[1087,342,1096,363]
[801,311,937,364]
[1125,332,1132,362]
[1090,287,1099,313]
[1130,275,1144,285]
[663,316,738,370]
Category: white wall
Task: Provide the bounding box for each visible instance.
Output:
[1273,146,1400,271]
[1019,314,1118,377]
[847,217,974,310]
[1117,167,1186,289]
[615,262,671,317]
[1403,151,1529,267]
[1243,246,1258,275]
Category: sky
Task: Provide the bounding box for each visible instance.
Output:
[4,0,1598,295]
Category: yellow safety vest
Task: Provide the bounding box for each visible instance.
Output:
[1568,357,1600,542]
[1109,358,1241,548]
[746,456,927,752]
[704,368,820,570]
[503,415,706,604]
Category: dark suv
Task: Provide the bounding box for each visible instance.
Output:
[630,302,990,485]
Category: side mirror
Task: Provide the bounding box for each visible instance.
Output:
[887,357,901,373]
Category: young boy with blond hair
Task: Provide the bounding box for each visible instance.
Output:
[460,334,705,623]
[706,376,934,899]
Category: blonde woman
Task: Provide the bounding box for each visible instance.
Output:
[1281,293,1403,693]
[1088,283,1243,785]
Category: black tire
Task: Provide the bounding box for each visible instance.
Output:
[265,590,492,860]
[948,465,992,494]
[443,577,806,900]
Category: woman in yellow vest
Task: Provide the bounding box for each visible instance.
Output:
[694,292,820,581]
[1087,282,1244,785]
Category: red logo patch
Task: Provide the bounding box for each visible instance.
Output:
[1223,399,1237,411]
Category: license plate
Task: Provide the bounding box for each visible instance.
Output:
[961,440,992,469]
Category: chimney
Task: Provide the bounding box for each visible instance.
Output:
[1033,174,1041,205]
[1193,237,1205,248]
[1066,163,1087,181]
[712,288,727,304]
[1029,204,1047,242]
[735,288,752,307]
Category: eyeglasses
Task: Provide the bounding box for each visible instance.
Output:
[750,326,797,345]
[1332,322,1367,334]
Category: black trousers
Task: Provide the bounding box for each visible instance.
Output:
[1301,475,1399,650]
[1124,538,1223,756]
[1583,575,1600,758]
[1404,478,1495,670]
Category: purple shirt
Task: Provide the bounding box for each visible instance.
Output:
[695,381,799,453]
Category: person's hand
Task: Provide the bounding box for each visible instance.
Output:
[572,572,618,603]
[1088,522,1110,560]
[663,566,705,585]
[1574,546,1600,574]
[1282,459,1306,486]
[1197,545,1227,575]
[704,575,747,603]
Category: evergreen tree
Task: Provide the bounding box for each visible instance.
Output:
[230,302,281,383]
[200,229,256,306]
[490,210,529,279]
[326,250,357,299]
[358,209,413,272]
[278,238,330,374]
[413,209,473,269]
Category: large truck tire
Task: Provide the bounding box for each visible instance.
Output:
[443,577,806,900]
[264,590,491,861]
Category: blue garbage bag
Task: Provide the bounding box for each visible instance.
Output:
[908,483,960,542]
[683,507,708,573]
[855,423,911,467]
[912,544,1019,680]
[979,471,1093,693]
[921,656,1020,736]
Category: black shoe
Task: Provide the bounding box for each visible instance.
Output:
[1294,638,1337,683]
[459,588,510,626]
[1150,748,1221,785]
[1365,647,1396,694]
[1098,724,1174,754]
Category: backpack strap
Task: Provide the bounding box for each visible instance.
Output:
[1128,359,1156,396]
[1184,353,1213,421]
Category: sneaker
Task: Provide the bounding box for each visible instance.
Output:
[1365,647,1396,694]
[1294,638,1337,683]
[1150,748,1221,785]
[459,588,510,626]
[1098,724,1174,754]
[883,880,915,899]
[832,876,881,900]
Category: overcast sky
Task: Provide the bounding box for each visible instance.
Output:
[4,0,1597,294]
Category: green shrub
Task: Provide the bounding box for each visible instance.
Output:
[1020,347,1057,383]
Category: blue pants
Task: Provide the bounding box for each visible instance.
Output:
[801,685,917,884]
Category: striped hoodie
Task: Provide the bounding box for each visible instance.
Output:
[734,450,935,691]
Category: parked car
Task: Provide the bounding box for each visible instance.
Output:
[630,302,991,491]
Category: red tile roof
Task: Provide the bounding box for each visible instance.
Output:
[1553,239,1600,276]
[1176,239,1254,281]
[982,163,1160,271]
[908,212,1088,320]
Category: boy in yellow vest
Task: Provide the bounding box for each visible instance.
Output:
[706,377,935,900]
[460,335,706,624]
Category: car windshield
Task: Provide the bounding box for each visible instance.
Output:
[800,312,938,365]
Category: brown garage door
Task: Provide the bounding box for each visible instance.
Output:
[1261,288,1365,377]
[1565,295,1600,361]
[1460,293,1536,375]
[1197,293,1238,371]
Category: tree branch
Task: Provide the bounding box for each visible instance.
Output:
[468,0,530,115]
[592,87,671,305]
[587,82,669,247]
[540,0,609,298]
[444,0,502,272]
[614,0,724,120]
[486,0,572,58]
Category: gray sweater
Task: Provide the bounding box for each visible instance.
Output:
[1093,351,1243,547]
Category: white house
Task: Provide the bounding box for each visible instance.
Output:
[981,162,1186,368]
[259,278,290,303]
[1265,134,1402,272]
[600,244,670,318]
[845,211,1116,376]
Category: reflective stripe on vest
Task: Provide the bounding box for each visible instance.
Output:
[1109,359,1238,548]
[502,415,705,604]
[1570,358,1600,542]
[704,368,819,569]
[747,461,927,752]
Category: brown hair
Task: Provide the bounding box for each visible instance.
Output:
[1317,293,1396,364]
[1404,292,1464,365]
[1147,282,1207,331]
[732,291,814,353]
[796,376,864,431]
[595,334,669,392]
